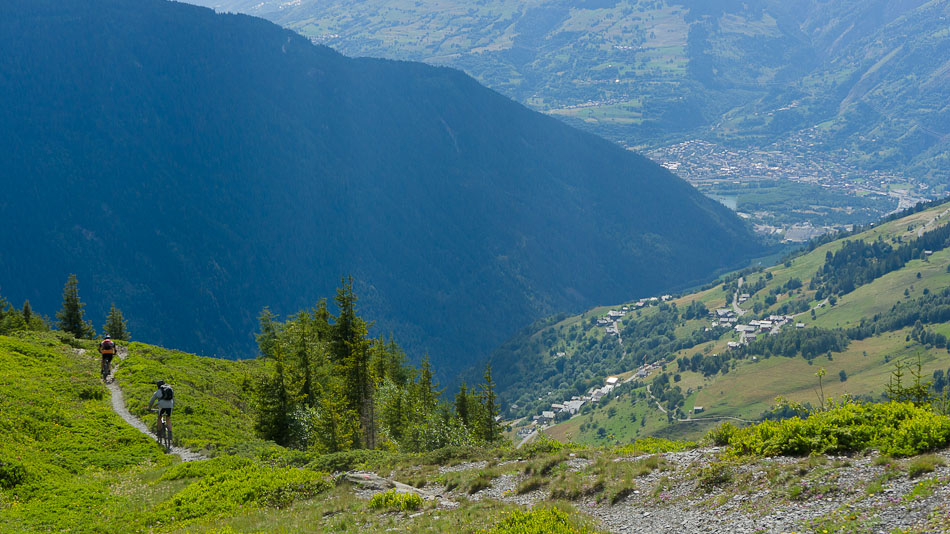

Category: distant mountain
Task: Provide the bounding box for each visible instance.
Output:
[0,0,760,375]
[189,0,950,189]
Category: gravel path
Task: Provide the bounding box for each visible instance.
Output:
[103,347,206,462]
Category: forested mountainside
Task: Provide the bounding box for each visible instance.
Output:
[488,200,950,447]
[193,0,950,188]
[0,0,760,374]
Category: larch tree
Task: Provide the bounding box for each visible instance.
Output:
[56,274,95,339]
[331,276,376,449]
[478,363,502,444]
[103,303,130,340]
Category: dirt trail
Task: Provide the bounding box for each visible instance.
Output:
[104,347,206,462]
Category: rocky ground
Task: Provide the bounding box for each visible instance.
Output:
[347,446,950,533]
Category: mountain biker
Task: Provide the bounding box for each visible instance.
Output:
[98,334,115,380]
[147,380,174,443]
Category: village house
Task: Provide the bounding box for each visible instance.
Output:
[564,399,585,415]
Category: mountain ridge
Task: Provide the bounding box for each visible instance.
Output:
[0,0,760,374]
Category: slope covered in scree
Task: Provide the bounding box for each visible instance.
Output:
[0,0,761,374]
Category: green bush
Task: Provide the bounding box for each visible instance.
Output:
[158,464,332,521]
[160,455,254,481]
[480,506,600,534]
[307,448,391,473]
[716,401,950,457]
[698,462,733,490]
[0,458,27,488]
[367,489,424,512]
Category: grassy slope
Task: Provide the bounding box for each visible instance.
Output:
[542,201,950,445]
[0,332,607,533]
[116,342,265,454]
[0,332,164,532]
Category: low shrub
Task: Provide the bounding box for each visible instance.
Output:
[714,401,950,457]
[468,471,493,494]
[367,489,424,512]
[515,476,547,494]
[307,448,391,473]
[479,506,600,534]
[518,434,580,457]
[698,462,733,490]
[160,455,254,481]
[0,457,27,488]
[906,454,946,478]
[615,437,695,455]
[158,465,332,521]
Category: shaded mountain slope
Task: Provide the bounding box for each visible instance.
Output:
[193,0,950,187]
[0,0,760,373]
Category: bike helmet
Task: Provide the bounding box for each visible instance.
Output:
[155,380,165,387]
[104,334,111,339]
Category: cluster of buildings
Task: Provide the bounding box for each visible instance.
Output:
[517,359,665,438]
[645,138,931,238]
[596,295,672,339]
[717,310,805,348]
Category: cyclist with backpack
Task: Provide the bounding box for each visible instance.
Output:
[147,380,174,443]
[98,334,116,381]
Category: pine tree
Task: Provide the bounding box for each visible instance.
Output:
[414,355,439,413]
[455,381,471,428]
[311,380,358,453]
[254,344,293,446]
[256,307,281,358]
[22,300,32,325]
[478,363,502,444]
[103,303,130,340]
[331,277,375,448]
[56,274,95,339]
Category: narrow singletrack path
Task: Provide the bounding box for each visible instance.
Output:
[104,347,206,462]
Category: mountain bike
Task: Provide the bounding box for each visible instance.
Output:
[150,409,173,452]
[100,355,112,382]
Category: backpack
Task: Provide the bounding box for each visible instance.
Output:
[160,384,174,401]
[100,339,114,354]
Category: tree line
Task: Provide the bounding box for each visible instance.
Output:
[0,273,129,340]
[846,287,950,343]
[253,277,503,454]
[811,223,950,298]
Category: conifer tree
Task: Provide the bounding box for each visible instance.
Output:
[22,300,32,325]
[414,355,439,413]
[311,381,358,453]
[103,303,130,340]
[256,307,281,358]
[56,274,95,338]
[455,381,470,428]
[331,277,375,448]
[478,363,502,443]
[254,344,293,446]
